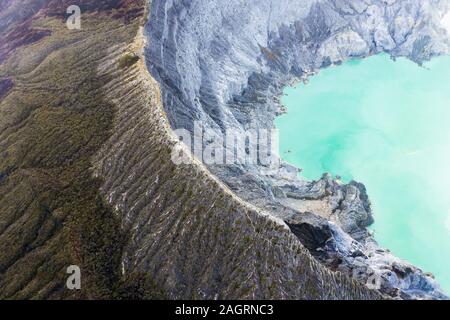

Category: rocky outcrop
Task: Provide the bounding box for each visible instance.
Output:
[286,212,448,300]
[145,0,450,299]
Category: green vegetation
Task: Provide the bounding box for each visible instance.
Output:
[0,6,157,299]
[118,53,140,69]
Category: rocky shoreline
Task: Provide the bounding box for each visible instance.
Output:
[145,0,450,299]
[285,174,448,299]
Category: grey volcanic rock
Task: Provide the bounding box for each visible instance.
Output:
[286,212,448,300]
[145,0,450,299]
[286,212,333,252]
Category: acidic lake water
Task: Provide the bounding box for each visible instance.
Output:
[275,54,450,294]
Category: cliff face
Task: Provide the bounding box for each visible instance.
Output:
[146,0,450,219]
[147,0,450,133]
[146,0,450,201]
[145,0,450,299]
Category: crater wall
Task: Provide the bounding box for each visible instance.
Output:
[144,0,450,299]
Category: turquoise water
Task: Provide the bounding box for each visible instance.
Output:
[275,54,450,294]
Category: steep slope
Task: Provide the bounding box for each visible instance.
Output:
[92,25,381,300]
[0,0,151,299]
[0,0,382,299]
